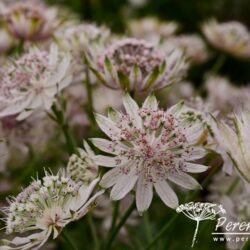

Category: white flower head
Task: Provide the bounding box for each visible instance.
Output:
[128,17,178,44]
[219,111,250,183]
[1,169,103,250]
[0,44,72,120]
[91,95,208,214]
[90,38,188,93]
[1,0,59,42]
[67,140,99,183]
[56,22,110,85]
[56,22,110,60]
[202,19,250,58]
[160,35,209,64]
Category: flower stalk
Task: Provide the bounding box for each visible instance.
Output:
[61,231,79,250]
[105,201,136,250]
[51,103,77,155]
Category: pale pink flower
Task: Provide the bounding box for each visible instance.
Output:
[90,38,187,92]
[128,17,178,44]
[202,19,250,58]
[91,95,208,214]
[0,44,72,120]
[55,22,111,84]
[0,170,103,250]
[1,1,59,42]
[160,35,209,64]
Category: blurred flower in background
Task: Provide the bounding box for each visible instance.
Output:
[0,44,72,120]
[0,0,59,42]
[128,17,178,44]
[160,35,209,64]
[202,19,250,59]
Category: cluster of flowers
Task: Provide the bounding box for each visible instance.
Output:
[0,0,250,249]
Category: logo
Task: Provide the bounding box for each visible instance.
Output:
[176,202,226,247]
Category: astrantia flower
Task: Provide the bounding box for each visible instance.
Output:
[128,17,178,44]
[56,22,110,84]
[91,95,208,214]
[67,140,99,183]
[1,1,58,42]
[160,35,209,64]
[202,19,250,58]
[56,22,110,56]
[219,111,250,182]
[0,44,72,120]
[90,38,187,92]
[205,76,250,116]
[1,170,103,250]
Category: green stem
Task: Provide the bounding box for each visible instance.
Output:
[211,53,226,75]
[84,69,96,126]
[61,123,77,155]
[87,214,100,250]
[143,212,152,242]
[105,201,136,250]
[144,163,222,250]
[226,177,240,195]
[51,104,77,155]
[61,230,78,250]
[144,213,179,250]
[109,201,120,237]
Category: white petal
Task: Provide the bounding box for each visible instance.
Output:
[90,138,127,155]
[75,189,104,220]
[187,147,207,161]
[0,94,33,118]
[95,113,120,139]
[168,172,201,190]
[136,171,153,215]
[110,169,137,200]
[75,177,100,207]
[100,167,123,188]
[83,140,95,157]
[108,107,122,122]
[123,94,142,128]
[154,180,178,208]
[142,94,158,110]
[92,155,126,167]
[184,162,208,173]
[1,231,50,250]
